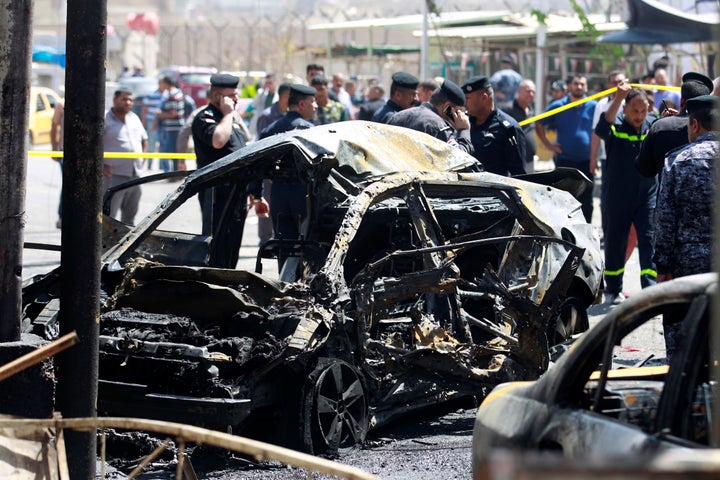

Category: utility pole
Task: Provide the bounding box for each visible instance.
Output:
[55,0,106,477]
[0,0,32,343]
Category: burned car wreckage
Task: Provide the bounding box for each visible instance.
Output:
[22,121,602,453]
[472,273,717,478]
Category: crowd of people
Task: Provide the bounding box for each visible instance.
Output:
[76,57,718,316]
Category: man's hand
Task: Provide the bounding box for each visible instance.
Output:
[590,156,598,175]
[548,143,562,155]
[450,110,470,131]
[661,107,679,118]
[219,96,235,116]
[614,79,632,99]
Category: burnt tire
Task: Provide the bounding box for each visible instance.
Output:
[547,297,589,346]
[300,358,368,454]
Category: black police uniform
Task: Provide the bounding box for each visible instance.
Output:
[388,102,474,156]
[469,108,526,176]
[371,99,403,124]
[259,111,315,139]
[192,103,246,169]
[635,113,689,177]
[191,74,247,267]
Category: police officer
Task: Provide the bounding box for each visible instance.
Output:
[654,95,719,281]
[260,84,317,137]
[653,94,719,356]
[259,84,318,268]
[371,72,419,124]
[388,79,474,157]
[635,71,714,178]
[462,75,526,176]
[192,73,269,266]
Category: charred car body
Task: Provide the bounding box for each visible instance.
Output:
[472,273,717,478]
[22,121,602,453]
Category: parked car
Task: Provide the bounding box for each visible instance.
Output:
[28,86,62,145]
[159,65,216,107]
[471,273,716,477]
[22,121,603,453]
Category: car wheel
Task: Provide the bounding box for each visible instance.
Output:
[301,358,368,454]
[547,296,589,346]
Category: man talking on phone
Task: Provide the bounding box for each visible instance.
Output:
[387,79,475,161]
[462,75,526,177]
[192,73,268,266]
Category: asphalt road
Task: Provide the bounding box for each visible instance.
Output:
[21,146,655,479]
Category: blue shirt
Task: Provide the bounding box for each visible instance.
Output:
[541,95,597,162]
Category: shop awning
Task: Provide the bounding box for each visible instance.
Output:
[598,0,719,44]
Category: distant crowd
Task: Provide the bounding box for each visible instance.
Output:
[52,56,720,332]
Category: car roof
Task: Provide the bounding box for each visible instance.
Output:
[117,77,158,97]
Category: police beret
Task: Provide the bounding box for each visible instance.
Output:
[461,76,491,94]
[210,73,239,88]
[391,72,419,89]
[289,83,317,96]
[681,72,713,93]
[684,94,720,114]
[441,80,465,106]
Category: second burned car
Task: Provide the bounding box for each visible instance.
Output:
[22,121,603,453]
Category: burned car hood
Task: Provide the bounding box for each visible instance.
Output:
[197,120,482,179]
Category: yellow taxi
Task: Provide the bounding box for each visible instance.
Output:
[28,86,62,145]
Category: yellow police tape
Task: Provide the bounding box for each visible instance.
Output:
[519,83,680,127]
[27,83,681,158]
[27,151,197,159]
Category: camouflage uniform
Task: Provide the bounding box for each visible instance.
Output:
[315,100,348,125]
[653,131,719,277]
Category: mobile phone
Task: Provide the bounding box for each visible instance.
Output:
[661,99,669,114]
[443,105,454,119]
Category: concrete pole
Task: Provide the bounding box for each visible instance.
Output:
[55,0,106,477]
[713,76,720,448]
[534,24,546,116]
[0,0,32,342]
[421,0,429,80]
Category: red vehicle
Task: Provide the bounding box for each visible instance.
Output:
[159,65,217,107]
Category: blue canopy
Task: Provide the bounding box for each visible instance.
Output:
[32,46,66,68]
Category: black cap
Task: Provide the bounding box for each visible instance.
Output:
[210,73,239,88]
[289,83,317,96]
[681,72,713,93]
[391,72,419,89]
[441,79,466,106]
[551,80,567,91]
[684,94,720,114]
[461,75,491,94]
